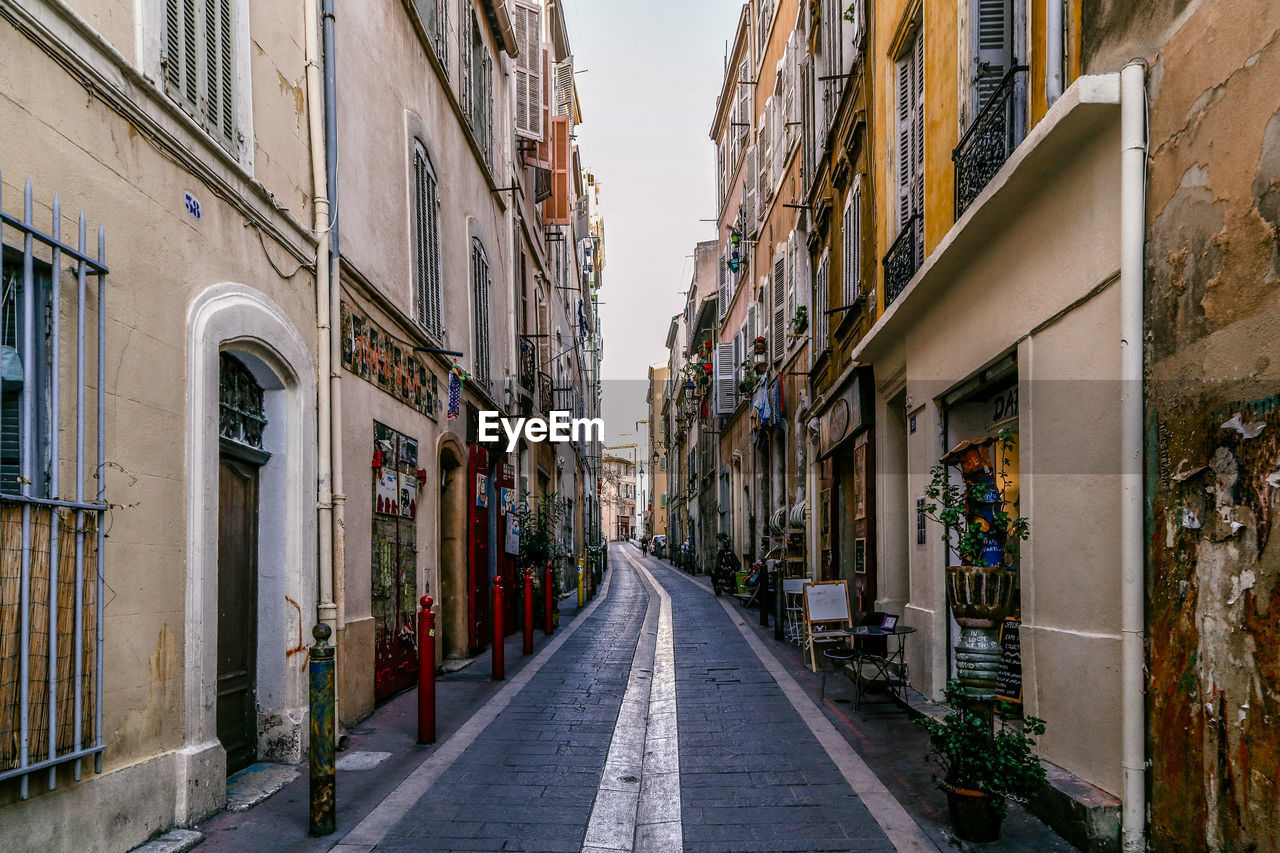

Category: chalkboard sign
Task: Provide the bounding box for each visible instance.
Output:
[995,618,1022,704]
[803,580,850,624]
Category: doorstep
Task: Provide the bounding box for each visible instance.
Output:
[891,684,1122,853]
[127,829,204,853]
[224,762,299,812]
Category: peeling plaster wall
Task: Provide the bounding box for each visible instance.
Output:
[1085,0,1280,848]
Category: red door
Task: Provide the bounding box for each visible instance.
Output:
[467,445,490,651]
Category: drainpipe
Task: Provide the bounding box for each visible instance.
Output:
[305,0,337,637]
[322,0,346,653]
[1119,58,1147,853]
[1046,0,1065,105]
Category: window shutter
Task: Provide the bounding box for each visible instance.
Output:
[772,89,785,190]
[164,0,235,149]
[514,1,543,140]
[801,54,814,190]
[715,342,736,415]
[717,143,726,208]
[896,47,913,229]
[912,31,926,263]
[483,49,494,168]
[546,115,572,224]
[814,252,830,352]
[746,299,759,346]
[718,255,729,320]
[472,242,491,382]
[459,6,474,119]
[413,145,444,338]
[973,0,1012,113]
[537,296,550,370]
[733,330,743,388]
[841,186,855,307]
[743,145,757,237]
[736,59,751,146]
[758,99,771,200]
[786,231,797,338]
[554,57,575,118]
[772,250,786,362]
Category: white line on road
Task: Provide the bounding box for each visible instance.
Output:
[582,548,682,853]
[331,570,616,852]
[716,595,941,853]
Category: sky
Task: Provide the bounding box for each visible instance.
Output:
[563,0,744,449]
[566,0,743,382]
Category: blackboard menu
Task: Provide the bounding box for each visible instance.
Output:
[995,618,1022,704]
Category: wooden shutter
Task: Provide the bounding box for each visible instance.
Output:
[459,6,474,119]
[413,145,443,338]
[912,31,925,263]
[758,99,772,200]
[786,231,798,337]
[555,57,575,118]
[733,330,743,388]
[165,0,234,148]
[718,255,729,320]
[736,59,751,145]
[482,49,494,167]
[472,241,491,382]
[514,1,542,140]
[772,250,786,363]
[841,181,860,307]
[715,342,736,415]
[815,252,829,352]
[545,115,572,224]
[746,299,759,346]
[973,0,1012,113]
[717,142,726,208]
[801,54,814,190]
[743,145,757,237]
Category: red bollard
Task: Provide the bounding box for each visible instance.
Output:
[523,569,534,655]
[492,575,505,681]
[544,563,554,636]
[417,595,436,744]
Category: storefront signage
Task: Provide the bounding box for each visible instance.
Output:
[821,370,873,458]
[341,301,439,417]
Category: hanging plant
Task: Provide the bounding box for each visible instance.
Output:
[753,336,767,354]
[791,306,808,333]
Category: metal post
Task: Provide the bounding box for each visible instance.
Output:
[544,562,554,636]
[577,556,584,607]
[774,567,784,641]
[417,596,436,743]
[523,570,534,655]
[491,575,505,681]
[759,563,770,627]
[309,624,336,836]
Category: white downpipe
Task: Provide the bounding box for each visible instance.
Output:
[1119,59,1147,853]
[1046,0,1065,104]
[304,0,337,633]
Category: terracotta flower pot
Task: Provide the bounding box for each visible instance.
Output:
[943,786,1004,843]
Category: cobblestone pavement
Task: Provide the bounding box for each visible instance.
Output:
[320,542,930,852]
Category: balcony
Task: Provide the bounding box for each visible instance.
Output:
[538,370,553,413]
[883,213,922,309]
[953,66,1028,218]
[518,340,536,392]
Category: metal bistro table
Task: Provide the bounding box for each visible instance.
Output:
[844,625,916,711]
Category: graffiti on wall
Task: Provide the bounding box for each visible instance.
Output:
[341,301,439,417]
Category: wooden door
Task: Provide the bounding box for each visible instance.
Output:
[218,456,259,774]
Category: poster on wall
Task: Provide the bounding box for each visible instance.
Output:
[375,466,399,516]
[505,514,520,555]
[475,473,489,508]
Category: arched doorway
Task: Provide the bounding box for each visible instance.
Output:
[438,440,467,661]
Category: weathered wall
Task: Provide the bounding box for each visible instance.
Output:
[1108,0,1280,848]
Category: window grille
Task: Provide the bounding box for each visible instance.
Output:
[471,239,491,384]
[218,353,266,449]
[412,144,443,339]
[164,0,237,151]
[414,0,448,70]
[0,173,108,797]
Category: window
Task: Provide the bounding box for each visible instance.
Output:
[459,5,494,167]
[219,353,267,450]
[471,239,492,383]
[414,0,449,69]
[412,143,444,340]
[972,0,1014,115]
[0,257,49,495]
[771,250,785,363]
[842,177,862,307]
[164,0,237,151]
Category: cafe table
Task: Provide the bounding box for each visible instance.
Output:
[843,625,916,711]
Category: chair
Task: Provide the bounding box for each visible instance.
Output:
[821,646,858,700]
[781,578,806,643]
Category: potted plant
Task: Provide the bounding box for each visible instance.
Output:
[918,682,1047,842]
[738,372,758,395]
[922,429,1028,700]
[790,305,808,333]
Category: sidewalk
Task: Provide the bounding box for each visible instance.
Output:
[643,551,1075,853]
[186,591,592,853]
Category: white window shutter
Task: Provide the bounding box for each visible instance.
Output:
[815,252,829,352]
[786,231,797,339]
[514,2,543,140]
[459,6,473,119]
[743,145,757,237]
[772,250,786,363]
[555,56,575,119]
[718,255,729,320]
[715,342,736,415]
[737,59,751,146]
[746,299,759,346]
[896,48,913,229]
[772,92,785,189]
[758,100,772,201]
[733,330,743,385]
[973,0,1012,113]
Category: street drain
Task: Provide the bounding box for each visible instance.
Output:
[619,775,639,783]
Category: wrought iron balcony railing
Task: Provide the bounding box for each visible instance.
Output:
[518,340,536,392]
[953,65,1028,218]
[883,213,922,309]
[538,370,553,413]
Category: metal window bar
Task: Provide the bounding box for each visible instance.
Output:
[0,170,107,797]
[953,65,1029,218]
[882,212,922,309]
